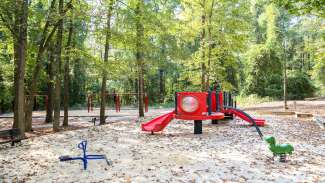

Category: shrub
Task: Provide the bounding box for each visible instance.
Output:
[287,71,315,100]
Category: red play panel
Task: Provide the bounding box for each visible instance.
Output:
[176,92,208,116]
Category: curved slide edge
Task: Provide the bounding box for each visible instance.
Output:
[224,108,265,126]
[141,111,175,132]
[223,107,264,139]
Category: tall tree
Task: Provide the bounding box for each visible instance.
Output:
[53,0,65,131]
[14,0,28,134]
[6,0,28,134]
[135,0,145,117]
[200,0,207,91]
[63,10,74,127]
[100,0,115,125]
[206,0,215,89]
[0,0,28,134]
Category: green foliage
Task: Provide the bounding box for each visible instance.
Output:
[287,71,315,99]
[274,0,325,17]
[0,0,324,114]
[0,65,13,112]
[178,0,252,92]
[313,59,325,86]
[311,24,325,93]
[236,94,273,107]
[244,44,282,97]
[0,29,13,112]
[244,3,288,99]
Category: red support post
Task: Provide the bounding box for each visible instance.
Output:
[88,95,93,113]
[115,96,117,112]
[90,95,94,112]
[219,91,223,111]
[144,95,149,113]
[117,95,121,112]
[114,94,119,112]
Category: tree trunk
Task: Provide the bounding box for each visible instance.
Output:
[12,0,28,135]
[63,12,74,127]
[45,44,55,123]
[136,0,145,117]
[53,0,64,132]
[100,0,114,125]
[206,0,215,89]
[200,0,206,92]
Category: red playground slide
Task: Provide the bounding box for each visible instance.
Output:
[223,108,265,126]
[141,111,175,132]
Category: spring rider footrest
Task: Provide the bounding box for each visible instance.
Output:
[59,140,111,170]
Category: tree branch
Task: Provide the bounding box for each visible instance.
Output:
[41,0,73,49]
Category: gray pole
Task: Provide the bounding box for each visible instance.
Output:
[283,38,288,110]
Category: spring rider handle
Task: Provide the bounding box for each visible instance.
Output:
[78,141,87,154]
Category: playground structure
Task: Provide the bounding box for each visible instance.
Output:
[87,92,149,113]
[142,89,265,138]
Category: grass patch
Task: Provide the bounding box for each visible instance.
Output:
[150,102,174,109]
[236,94,273,107]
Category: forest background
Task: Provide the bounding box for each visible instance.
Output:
[0,0,324,132]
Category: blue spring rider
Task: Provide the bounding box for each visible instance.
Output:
[59,140,111,170]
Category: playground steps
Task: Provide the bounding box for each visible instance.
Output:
[273,111,296,115]
[256,111,296,115]
[256,110,316,118]
[304,96,325,101]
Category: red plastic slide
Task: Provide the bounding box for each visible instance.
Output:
[224,108,265,126]
[141,111,175,132]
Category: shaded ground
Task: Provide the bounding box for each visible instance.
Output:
[0,101,324,182]
[0,108,171,138]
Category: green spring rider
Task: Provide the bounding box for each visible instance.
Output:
[264,136,294,162]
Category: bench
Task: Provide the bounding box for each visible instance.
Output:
[0,128,24,146]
